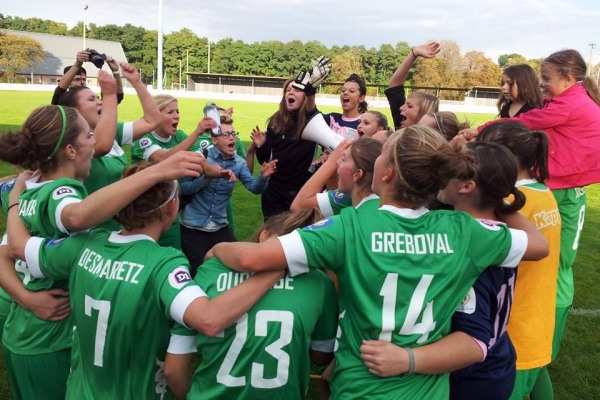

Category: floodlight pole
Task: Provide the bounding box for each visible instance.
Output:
[83,5,88,49]
[589,43,597,73]
[157,0,164,91]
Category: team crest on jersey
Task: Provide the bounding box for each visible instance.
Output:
[200,141,210,149]
[331,190,349,204]
[169,267,192,289]
[456,287,476,314]
[53,187,75,200]
[139,138,152,149]
[2,179,15,192]
[45,237,67,247]
[305,218,333,230]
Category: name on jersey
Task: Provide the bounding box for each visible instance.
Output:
[371,232,454,254]
[77,248,144,284]
[533,209,561,230]
[18,199,36,217]
[216,271,294,293]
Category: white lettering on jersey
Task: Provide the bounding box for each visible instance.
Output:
[77,248,144,284]
[216,271,251,292]
[456,287,476,314]
[52,186,76,200]
[371,232,454,254]
[272,275,294,290]
[18,199,37,217]
[533,209,561,229]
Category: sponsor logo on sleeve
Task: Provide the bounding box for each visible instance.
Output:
[331,190,349,204]
[169,267,192,289]
[139,138,152,149]
[45,237,67,247]
[53,186,76,200]
[456,287,476,314]
[305,218,333,230]
[200,140,210,149]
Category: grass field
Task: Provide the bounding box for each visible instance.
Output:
[0,89,599,399]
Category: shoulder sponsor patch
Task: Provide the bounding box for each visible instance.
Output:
[53,186,76,200]
[199,140,210,149]
[304,218,334,230]
[331,190,349,204]
[139,138,152,149]
[476,219,501,231]
[456,287,476,314]
[45,237,67,247]
[169,267,192,289]
[2,179,15,192]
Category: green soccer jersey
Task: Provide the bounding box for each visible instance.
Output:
[278,206,527,400]
[0,180,16,325]
[24,230,206,400]
[84,121,132,231]
[169,258,338,400]
[2,176,87,355]
[131,130,200,164]
[316,191,379,217]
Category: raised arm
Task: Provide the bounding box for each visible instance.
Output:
[57,50,89,91]
[59,151,205,232]
[92,71,118,156]
[388,41,440,88]
[106,56,124,103]
[291,139,351,212]
[499,211,549,261]
[121,63,162,140]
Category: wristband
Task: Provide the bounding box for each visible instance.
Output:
[6,202,19,213]
[404,347,416,375]
[112,70,121,76]
[411,48,417,58]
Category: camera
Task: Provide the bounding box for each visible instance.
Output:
[88,49,107,69]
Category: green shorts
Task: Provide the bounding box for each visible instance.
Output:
[552,188,586,308]
[510,367,542,399]
[3,347,71,400]
[552,306,570,361]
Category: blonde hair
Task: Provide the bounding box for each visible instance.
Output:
[408,92,440,124]
[153,94,178,111]
[386,125,475,207]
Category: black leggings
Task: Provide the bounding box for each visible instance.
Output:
[180,225,237,276]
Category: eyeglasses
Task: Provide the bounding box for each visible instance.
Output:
[220,131,239,139]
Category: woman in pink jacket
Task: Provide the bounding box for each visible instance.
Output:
[461,49,600,399]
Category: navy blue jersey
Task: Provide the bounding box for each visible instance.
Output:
[322,112,360,140]
[450,264,516,400]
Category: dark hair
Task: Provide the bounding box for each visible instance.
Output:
[345,74,368,113]
[58,86,92,108]
[114,162,178,230]
[350,138,383,193]
[251,208,324,242]
[266,78,308,139]
[477,120,549,183]
[467,141,525,214]
[543,49,600,106]
[426,111,471,141]
[63,65,87,75]
[366,111,388,130]
[0,105,82,172]
[497,64,544,113]
[386,125,476,208]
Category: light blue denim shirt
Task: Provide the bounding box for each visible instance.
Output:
[180,146,269,229]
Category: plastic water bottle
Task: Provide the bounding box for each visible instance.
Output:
[203,102,221,135]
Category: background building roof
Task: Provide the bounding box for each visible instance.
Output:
[1,29,127,77]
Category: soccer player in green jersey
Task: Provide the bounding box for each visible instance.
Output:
[291,138,383,216]
[0,104,208,400]
[6,162,285,400]
[59,62,162,231]
[164,208,337,400]
[208,125,549,400]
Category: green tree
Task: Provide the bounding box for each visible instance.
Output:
[463,51,502,88]
[498,53,527,68]
[0,32,44,82]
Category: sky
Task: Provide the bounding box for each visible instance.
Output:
[3,0,600,65]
